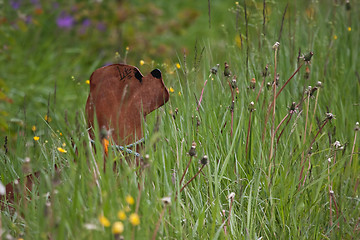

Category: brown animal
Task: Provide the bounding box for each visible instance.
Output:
[1,64,170,210]
[85,64,169,148]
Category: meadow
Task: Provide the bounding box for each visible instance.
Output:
[0,0,359,239]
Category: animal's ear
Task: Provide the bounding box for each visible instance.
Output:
[150,69,162,79]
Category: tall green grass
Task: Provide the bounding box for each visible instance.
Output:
[1,0,359,239]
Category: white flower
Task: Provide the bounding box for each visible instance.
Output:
[228,192,236,200]
[161,197,171,205]
[272,42,280,50]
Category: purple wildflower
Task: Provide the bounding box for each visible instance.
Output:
[10,0,21,9]
[79,18,91,34]
[56,12,74,29]
[96,22,106,32]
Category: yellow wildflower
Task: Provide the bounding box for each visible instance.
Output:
[140,60,145,66]
[126,46,129,51]
[98,215,111,227]
[176,63,181,69]
[117,210,127,220]
[57,147,67,153]
[348,27,351,31]
[129,213,140,226]
[169,87,174,93]
[333,35,337,40]
[85,80,90,84]
[178,91,182,96]
[112,221,124,234]
[33,136,39,141]
[126,195,135,205]
[62,143,66,147]
[44,115,52,122]
[31,125,36,132]
[235,35,242,49]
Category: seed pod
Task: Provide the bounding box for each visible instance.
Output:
[200,155,208,165]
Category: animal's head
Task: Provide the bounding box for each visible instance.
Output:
[85,64,169,145]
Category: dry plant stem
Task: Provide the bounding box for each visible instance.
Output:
[262,63,304,141]
[228,81,235,138]
[227,198,234,230]
[245,110,253,157]
[179,156,193,186]
[277,113,293,144]
[349,131,358,166]
[196,79,208,111]
[151,205,167,240]
[255,75,266,104]
[269,47,278,161]
[276,63,304,100]
[221,210,227,235]
[231,108,234,138]
[275,113,289,139]
[309,118,329,150]
[180,165,206,193]
[298,94,310,188]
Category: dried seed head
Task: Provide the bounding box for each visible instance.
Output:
[316,81,323,88]
[231,75,237,89]
[250,78,256,89]
[345,0,351,11]
[200,155,208,165]
[224,62,231,77]
[262,64,269,77]
[228,192,235,200]
[230,100,235,112]
[188,141,197,157]
[266,82,272,90]
[354,122,359,131]
[326,112,335,120]
[310,86,318,97]
[290,102,296,112]
[248,101,255,112]
[272,41,280,50]
[327,158,332,163]
[210,64,220,75]
[333,140,343,149]
[161,196,171,206]
[303,51,314,62]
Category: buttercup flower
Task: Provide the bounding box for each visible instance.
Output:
[112,221,124,234]
[99,215,111,227]
[129,213,140,226]
[126,195,135,205]
[117,210,127,220]
[33,136,39,141]
[57,147,67,153]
